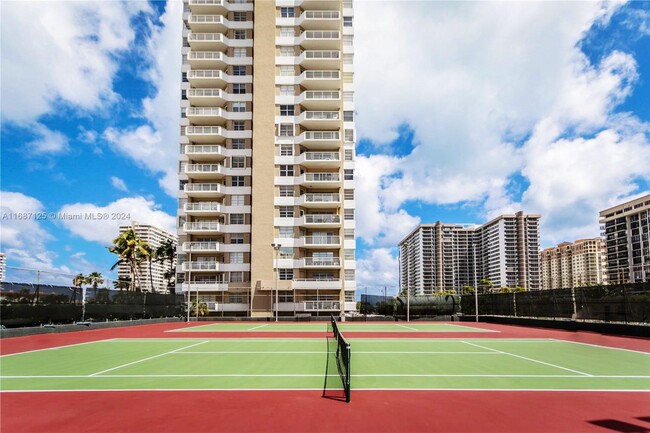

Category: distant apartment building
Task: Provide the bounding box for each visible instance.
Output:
[0,253,5,282]
[399,212,541,293]
[541,238,607,289]
[600,194,650,284]
[118,223,177,293]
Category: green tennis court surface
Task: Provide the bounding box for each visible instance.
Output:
[169,322,495,333]
[1,338,648,392]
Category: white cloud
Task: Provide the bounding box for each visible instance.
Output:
[356,248,399,293]
[102,2,183,197]
[57,196,176,244]
[26,124,70,155]
[110,176,128,192]
[0,1,151,124]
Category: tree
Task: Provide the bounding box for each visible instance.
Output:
[462,285,475,295]
[88,272,104,299]
[108,228,151,291]
[113,276,131,291]
[72,273,88,304]
[500,286,511,293]
[190,300,209,317]
[479,279,494,294]
[513,286,526,292]
[155,239,177,294]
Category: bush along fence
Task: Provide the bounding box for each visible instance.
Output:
[0,282,184,327]
[460,282,650,324]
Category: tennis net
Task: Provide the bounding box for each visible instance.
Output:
[329,314,351,402]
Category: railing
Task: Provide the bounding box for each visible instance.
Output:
[189,0,225,5]
[305,215,340,224]
[304,111,340,120]
[185,145,223,154]
[304,71,339,80]
[184,202,222,212]
[304,257,341,267]
[185,164,224,173]
[188,33,225,42]
[304,91,340,100]
[303,236,341,245]
[182,261,219,271]
[184,183,223,192]
[304,11,340,19]
[304,131,339,140]
[304,173,340,182]
[304,31,340,39]
[188,51,224,61]
[186,126,222,134]
[189,15,225,24]
[183,241,220,251]
[304,50,340,59]
[188,70,224,79]
[187,107,225,116]
[303,193,340,202]
[305,301,340,311]
[184,222,222,230]
[303,152,339,161]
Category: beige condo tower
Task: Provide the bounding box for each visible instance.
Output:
[178,0,357,317]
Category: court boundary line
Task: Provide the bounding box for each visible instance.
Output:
[169,351,500,355]
[463,341,593,377]
[0,339,116,358]
[549,339,650,355]
[3,373,648,379]
[1,388,648,393]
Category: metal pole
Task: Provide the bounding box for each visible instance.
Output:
[407,286,410,323]
[187,243,192,323]
[473,245,478,322]
[272,243,281,322]
[81,287,87,322]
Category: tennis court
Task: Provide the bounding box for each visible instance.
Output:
[1,321,649,433]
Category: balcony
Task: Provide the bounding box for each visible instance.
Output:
[188,0,253,14]
[300,214,341,227]
[302,257,341,268]
[274,301,341,312]
[299,131,340,150]
[297,111,340,129]
[183,241,222,253]
[183,221,223,233]
[299,172,340,188]
[291,279,341,290]
[302,70,340,90]
[184,182,225,198]
[298,31,340,50]
[187,88,226,106]
[183,201,225,216]
[188,33,228,51]
[188,70,227,88]
[302,235,341,248]
[184,163,226,179]
[299,193,341,208]
[187,15,228,33]
[207,302,249,312]
[276,0,341,12]
[188,51,227,70]
[181,281,229,292]
[184,145,226,161]
[296,152,340,168]
[181,261,221,272]
[297,91,340,110]
[301,10,340,30]
[299,50,340,69]
[185,126,225,143]
[186,107,228,125]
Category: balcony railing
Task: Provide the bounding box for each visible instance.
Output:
[188,51,225,61]
[304,301,340,311]
[305,215,340,224]
[304,11,339,19]
[304,257,341,267]
[187,89,224,97]
[303,152,339,161]
[183,241,220,251]
[304,111,339,120]
[184,183,223,192]
[188,33,225,42]
[304,91,340,100]
[303,193,340,203]
[303,31,339,40]
[182,261,219,271]
[304,71,339,80]
[185,164,224,174]
[304,50,339,60]
[184,202,223,212]
[303,236,340,245]
[185,145,223,155]
[189,15,225,24]
[304,173,340,182]
[304,131,339,140]
[184,221,222,231]
[187,107,226,116]
[185,126,222,135]
[188,70,224,79]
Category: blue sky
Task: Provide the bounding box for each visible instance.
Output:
[1,1,649,294]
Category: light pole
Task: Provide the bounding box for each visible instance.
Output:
[271,243,281,322]
[472,244,478,323]
[186,242,192,323]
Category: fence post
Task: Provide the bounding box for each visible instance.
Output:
[570,287,577,319]
[513,292,517,317]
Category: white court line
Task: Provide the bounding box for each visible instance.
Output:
[550,339,650,355]
[89,341,209,377]
[246,324,270,331]
[0,339,114,358]
[463,341,593,377]
[169,351,499,355]
[3,374,648,379]
[3,388,648,393]
[395,324,420,331]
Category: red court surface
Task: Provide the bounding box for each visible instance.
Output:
[1,321,649,433]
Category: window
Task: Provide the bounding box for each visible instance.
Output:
[230,234,244,244]
[345,270,355,280]
[280,105,294,116]
[234,30,247,40]
[344,249,355,260]
[181,90,187,100]
[231,139,245,150]
[230,272,244,283]
[279,291,293,302]
[280,47,295,57]
[279,227,293,238]
[344,209,354,220]
[279,124,294,136]
[345,149,354,160]
[232,102,246,113]
[230,214,245,224]
[230,252,244,264]
[343,35,353,46]
[279,186,294,197]
[279,247,293,258]
[231,195,245,206]
[343,16,353,27]
[279,269,293,280]
[279,165,294,176]
[280,85,294,96]
[279,206,294,218]
[345,291,355,302]
[233,11,247,22]
[233,120,246,130]
[344,169,354,180]
[280,66,294,76]
[181,108,186,118]
[280,7,295,18]
[233,66,246,76]
[280,144,293,156]
[280,27,294,37]
[233,84,246,94]
[344,111,354,122]
[344,129,354,142]
[182,72,188,82]
[231,157,246,168]
[233,47,247,58]
[231,176,245,187]
[344,189,354,200]
[344,229,354,240]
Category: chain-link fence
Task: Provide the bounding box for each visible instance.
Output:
[0,281,184,327]
[460,283,650,324]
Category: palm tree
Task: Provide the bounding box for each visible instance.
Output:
[88,272,104,300]
[190,300,209,317]
[72,273,87,304]
[155,239,177,294]
[113,276,131,291]
[108,228,150,291]
[138,243,155,293]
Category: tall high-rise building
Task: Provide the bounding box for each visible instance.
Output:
[178,0,356,317]
[600,194,650,284]
[540,238,607,289]
[118,223,177,293]
[399,212,541,293]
